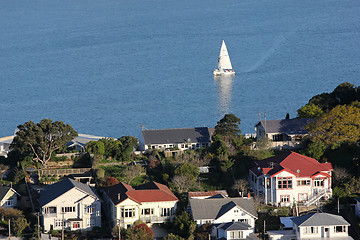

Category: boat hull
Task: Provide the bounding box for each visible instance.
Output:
[213,69,235,76]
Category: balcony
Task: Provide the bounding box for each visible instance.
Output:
[139,216,170,224]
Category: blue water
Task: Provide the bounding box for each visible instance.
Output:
[1,0,360,138]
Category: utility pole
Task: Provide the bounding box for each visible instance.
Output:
[61,212,64,240]
[118,219,121,240]
[263,220,266,240]
[37,212,40,240]
[8,218,11,240]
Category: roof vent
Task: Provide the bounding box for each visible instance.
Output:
[257,167,261,172]
[297,169,300,174]
[187,138,191,142]
[118,193,121,200]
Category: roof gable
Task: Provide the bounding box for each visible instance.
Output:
[0,187,20,201]
[142,127,211,145]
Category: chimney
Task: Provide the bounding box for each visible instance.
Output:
[118,193,121,200]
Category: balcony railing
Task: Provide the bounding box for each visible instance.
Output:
[139,216,170,224]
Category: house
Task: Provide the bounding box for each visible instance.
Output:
[0,186,20,208]
[249,151,333,207]
[354,197,360,218]
[66,133,105,152]
[139,127,212,152]
[254,118,313,150]
[102,181,178,229]
[38,178,102,232]
[268,212,352,240]
[0,135,14,157]
[188,197,258,239]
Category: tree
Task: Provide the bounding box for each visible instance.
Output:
[332,167,351,187]
[214,114,242,139]
[85,141,105,156]
[164,233,185,240]
[123,221,153,240]
[304,141,326,160]
[297,103,323,118]
[171,175,193,193]
[172,212,197,240]
[123,165,143,184]
[233,179,249,196]
[307,105,360,148]
[10,119,78,168]
[174,163,199,180]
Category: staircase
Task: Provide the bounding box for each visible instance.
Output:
[305,189,331,207]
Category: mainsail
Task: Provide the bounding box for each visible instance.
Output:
[218,40,233,70]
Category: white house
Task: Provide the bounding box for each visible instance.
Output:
[0,186,20,208]
[189,197,258,239]
[38,178,102,232]
[254,118,312,150]
[268,212,352,240]
[139,127,212,152]
[102,181,178,229]
[249,151,333,207]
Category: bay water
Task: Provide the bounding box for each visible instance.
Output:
[1,0,359,138]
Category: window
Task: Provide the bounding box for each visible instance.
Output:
[281,195,290,203]
[277,177,292,189]
[234,210,239,213]
[161,208,172,217]
[196,143,199,147]
[335,226,346,233]
[305,227,318,234]
[4,199,13,206]
[142,208,154,215]
[54,219,64,227]
[230,231,243,238]
[272,134,283,141]
[86,219,95,227]
[298,193,308,201]
[85,205,95,214]
[314,178,324,187]
[73,222,80,229]
[61,207,75,213]
[121,208,135,218]
[44,207,57,214]
[297,180,311,186]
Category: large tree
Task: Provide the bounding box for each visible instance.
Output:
[307,104,360,148]
[214,113,241,139]
[10,119,78,168]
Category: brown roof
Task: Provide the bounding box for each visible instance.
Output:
[188,190,228,199]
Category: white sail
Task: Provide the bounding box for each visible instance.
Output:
[218,40,233,70]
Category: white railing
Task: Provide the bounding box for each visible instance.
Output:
[305,189,331,207]
[139,216,169,224]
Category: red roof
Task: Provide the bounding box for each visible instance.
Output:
[250,151,333,178]
[105,181,178,205]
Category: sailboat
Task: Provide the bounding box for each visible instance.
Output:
[213,40,235,76]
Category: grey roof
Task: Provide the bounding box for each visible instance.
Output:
[217,221,251,231]
[189,197,258,220]
[66,133,105,148]
[291,213,350,227]
[38,178,100,206]
[255,118,313,135]
[142,127,211,145]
